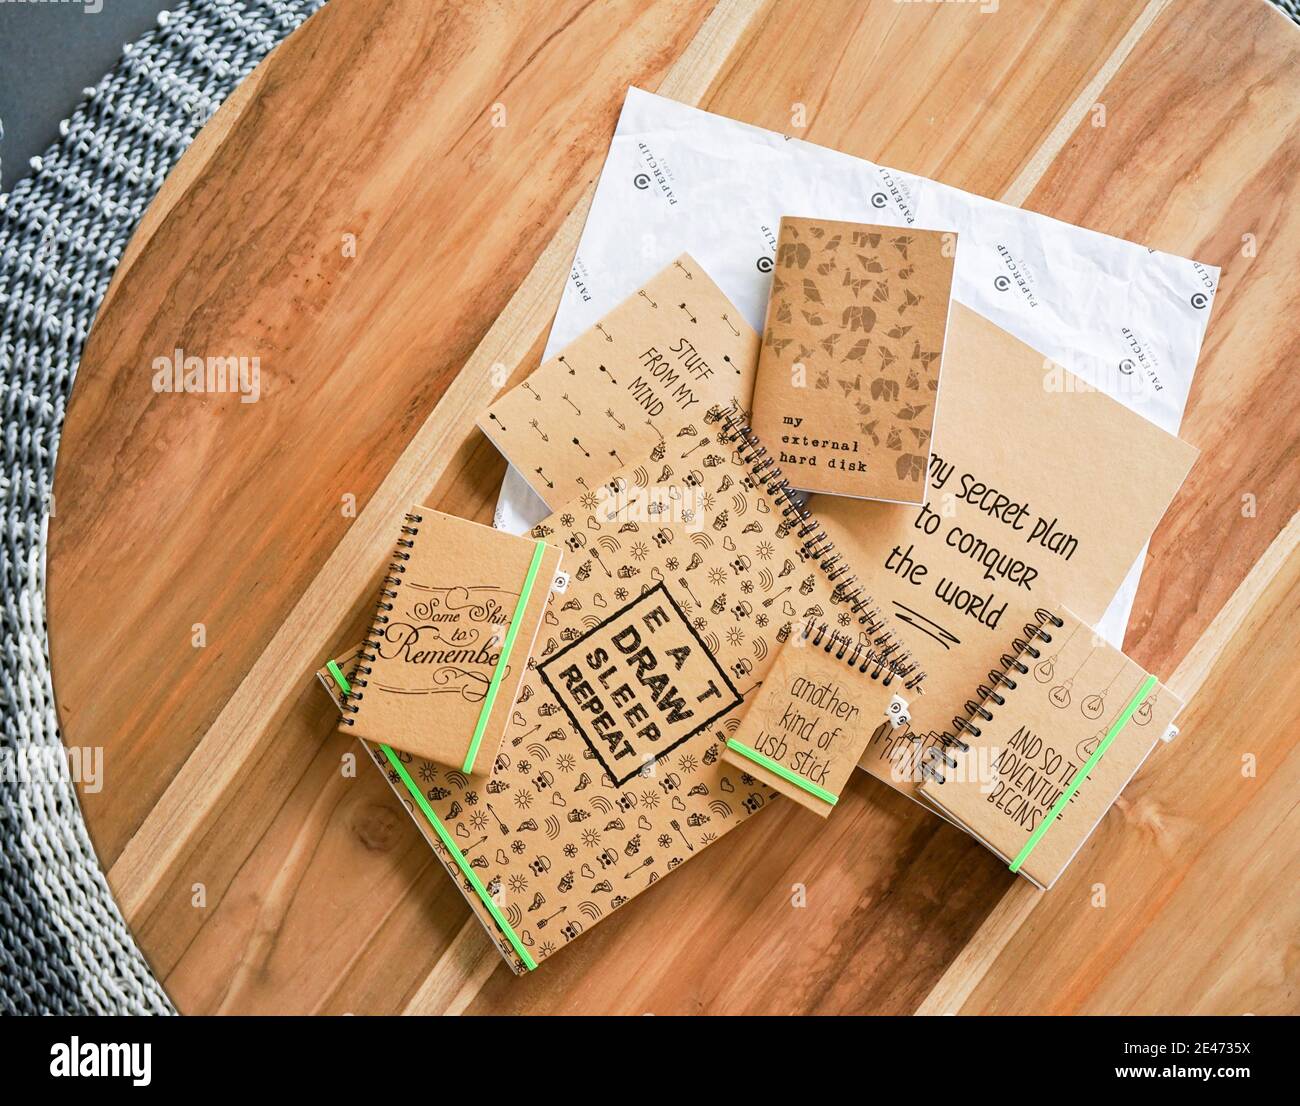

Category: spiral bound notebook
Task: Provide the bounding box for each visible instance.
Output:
[337,507,562,774]
[722,619,914,816]
[316,407,921,971]
[917,605,1183,889]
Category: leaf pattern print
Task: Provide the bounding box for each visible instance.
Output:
[755,216,956,500]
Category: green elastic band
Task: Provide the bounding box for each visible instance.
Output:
[379,743,536,971]
[326,659,351,695]
[1009,673,1157,875]
[463,540,548,775]
[726,738,838,806]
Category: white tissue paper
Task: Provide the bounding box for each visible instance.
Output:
[493,87,1218,648]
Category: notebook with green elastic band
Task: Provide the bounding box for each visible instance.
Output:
[722,616,919,818]
[336,505,562,777]
[918,604,1184,889]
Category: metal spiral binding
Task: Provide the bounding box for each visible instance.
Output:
[715,405,924,690]
[921,607,1065,783]
[803,620,909,686]
[340,511,424,725]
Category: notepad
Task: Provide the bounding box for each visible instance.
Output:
[478,254,758,512]
[918,605,1183,888]
[337,507,561,775]
[750,218,956,504]
[722,619,910,816]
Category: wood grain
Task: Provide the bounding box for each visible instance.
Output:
[50,0,718,864]
[46,0,1300,1014]
[923,513,1300,1014]
[707,0,1149,196]
[1024,0,1300,676]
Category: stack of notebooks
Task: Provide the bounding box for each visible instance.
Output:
[315,224,1197,972]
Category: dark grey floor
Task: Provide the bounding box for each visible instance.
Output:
[0,0,171,194]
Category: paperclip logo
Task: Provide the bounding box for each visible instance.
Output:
[870,192,888,209]
[634,143,677,205]
[1190,291,1209,309]
[1118,358,1135,375]
[50,1038,151,1086]
[756,256,774,273]
[993,274,1011,292]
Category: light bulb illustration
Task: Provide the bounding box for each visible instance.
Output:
[1082,664,1125,720]
[1035,619,1081,684]
[1133,695,1155,726]
[1076,726,1107,762]
[1049,645,1097,711]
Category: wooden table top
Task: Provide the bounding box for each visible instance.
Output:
[47,0,1299,1014]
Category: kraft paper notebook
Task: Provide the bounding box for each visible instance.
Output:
[749,217,956,504]
[918,605,1184,889]
[808,303,1198,800]
[721,619,912,816]
[336,507,562,775]
[318,407,922,972]
[478,254,759,512]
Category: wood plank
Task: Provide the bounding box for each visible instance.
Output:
[48,0,718,868]
[91,0,755,1008]
[922,513,1300,1014]
[94,0,1170,1018]
[704,0,1149,196]
[911,0,1300,1016]
[443,3,1165,1014]
[1020,0,1300,675]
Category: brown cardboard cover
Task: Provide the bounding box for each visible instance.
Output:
[810,304,1197,799]
[722,624,901,817]
[340,507,561,775]
[919,605,1184,888]
[478,254,758,510]
[750,217,956,503]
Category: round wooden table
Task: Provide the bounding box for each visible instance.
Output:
[48,0,1300,1014]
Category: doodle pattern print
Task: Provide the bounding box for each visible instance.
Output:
[359,409,879,971]
[753,218,954,501]
[479,254,759,511]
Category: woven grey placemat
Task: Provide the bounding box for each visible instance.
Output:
[0,0,324,1017]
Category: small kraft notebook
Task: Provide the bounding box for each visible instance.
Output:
[918,605,1183,889]
[336,507,562,775]
[477,254,759,512]
[318,406,922,972]
[722,619,913,816]
[749,217,956,504]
